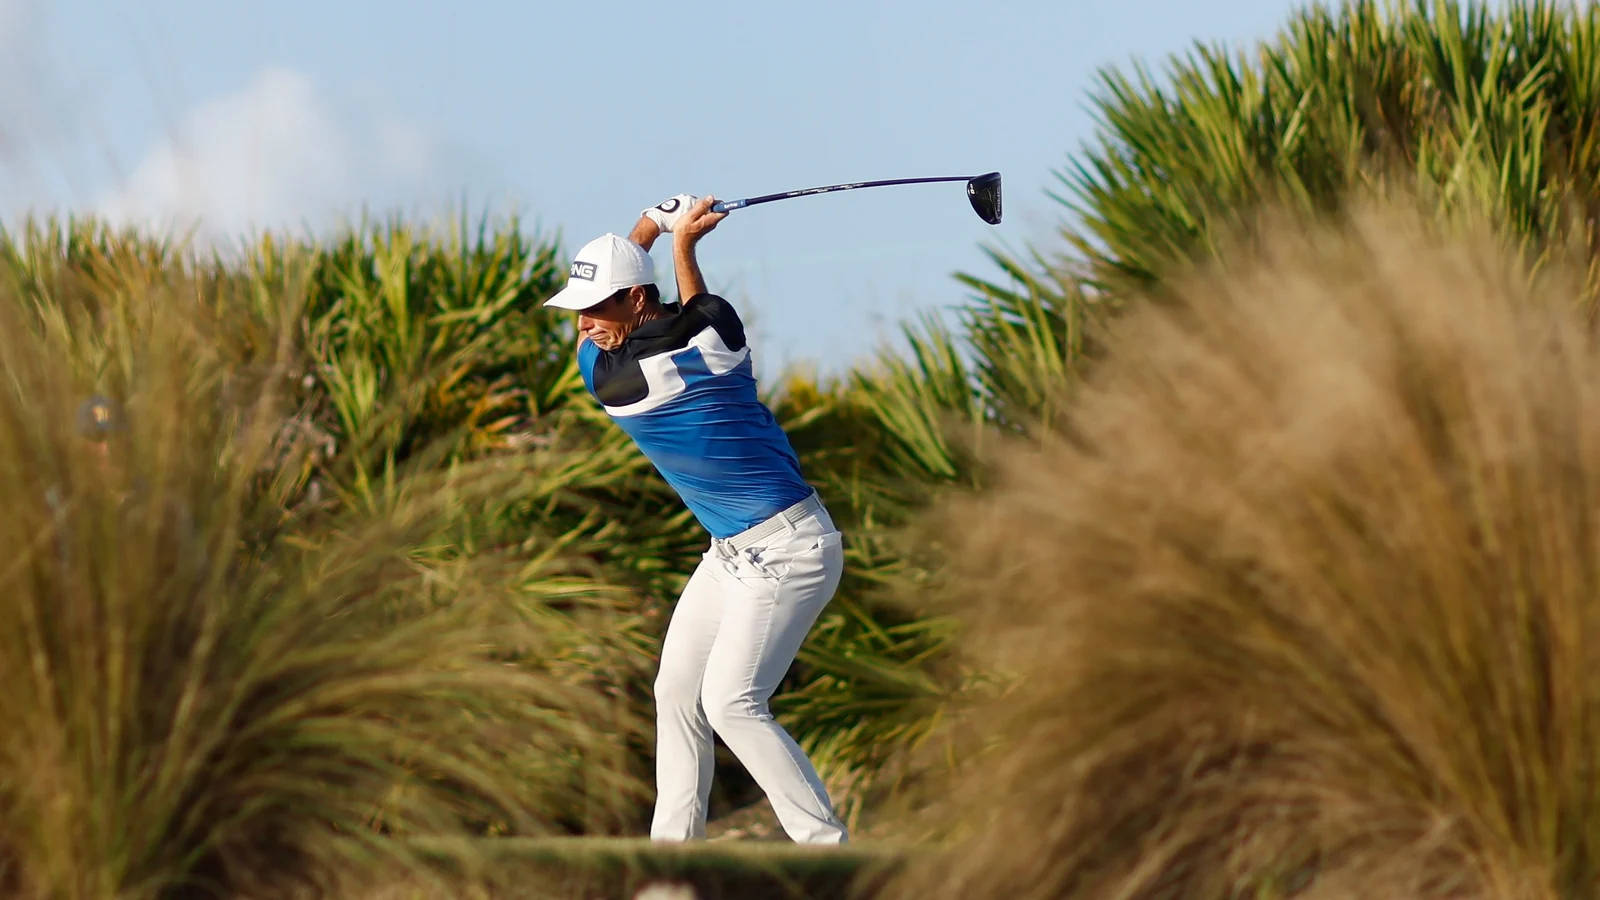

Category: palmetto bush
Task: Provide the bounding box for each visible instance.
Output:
[0,208,968,868]
[1068,0,1600,297]
[280,216,969,829]
[867,0,1600,473]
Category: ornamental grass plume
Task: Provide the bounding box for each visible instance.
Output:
[0,240,641,899]
[883,199,1600,900]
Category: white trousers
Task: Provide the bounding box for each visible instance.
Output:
[649,493,849,844]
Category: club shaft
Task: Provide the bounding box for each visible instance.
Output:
[713,176,974,213]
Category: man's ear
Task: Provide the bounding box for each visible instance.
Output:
[629,285,651,312]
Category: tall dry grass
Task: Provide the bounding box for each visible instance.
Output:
[0,246,642,899]
[882,201,1600,899]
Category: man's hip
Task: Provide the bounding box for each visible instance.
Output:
[705,491,842,587]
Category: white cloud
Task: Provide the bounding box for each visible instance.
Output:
[97,66,451,243]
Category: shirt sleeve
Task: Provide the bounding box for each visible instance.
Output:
[577,338,601,393]
[682,294,747,352]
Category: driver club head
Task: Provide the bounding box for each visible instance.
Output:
[967,171,1002,225]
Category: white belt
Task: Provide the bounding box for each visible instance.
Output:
[718,491,831,552]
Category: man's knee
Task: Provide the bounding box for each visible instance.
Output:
[654,668,704,716]
[702,685,770,734]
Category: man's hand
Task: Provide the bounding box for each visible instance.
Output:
[641,193,701,233]
[674,195,727,246]
[672,196,725,301]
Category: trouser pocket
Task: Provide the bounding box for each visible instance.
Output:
[734,529,843,583]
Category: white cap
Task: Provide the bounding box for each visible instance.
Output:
[544,233,656,310]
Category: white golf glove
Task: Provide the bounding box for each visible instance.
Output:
[641,194,700,233]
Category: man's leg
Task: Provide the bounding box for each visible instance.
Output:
[700,520,849,844]
[650,554,724,841]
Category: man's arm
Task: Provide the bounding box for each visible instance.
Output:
[671,196,727,302]
[628,216,662,251]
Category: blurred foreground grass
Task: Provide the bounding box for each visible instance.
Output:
[0,221,652,898]
[879,198,1600,900]
[364,837,909,900]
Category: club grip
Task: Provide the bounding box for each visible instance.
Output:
[711,199,746,214]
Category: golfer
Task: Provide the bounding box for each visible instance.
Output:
[543,194,849,844]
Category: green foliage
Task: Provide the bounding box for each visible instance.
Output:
[859,0,1600,483]
[1060,0,1600,297]
[0,207,971,897]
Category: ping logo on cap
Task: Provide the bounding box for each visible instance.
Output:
[570,261,598,281]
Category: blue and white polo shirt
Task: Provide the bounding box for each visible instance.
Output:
[577,293,814,539]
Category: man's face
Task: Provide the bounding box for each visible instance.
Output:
[577,286,646,351]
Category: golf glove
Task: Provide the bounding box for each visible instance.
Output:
[641,194,700,233]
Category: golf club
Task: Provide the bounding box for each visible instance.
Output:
[709,171,1002,225]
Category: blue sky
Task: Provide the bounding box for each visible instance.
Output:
[0,0,1315,378]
